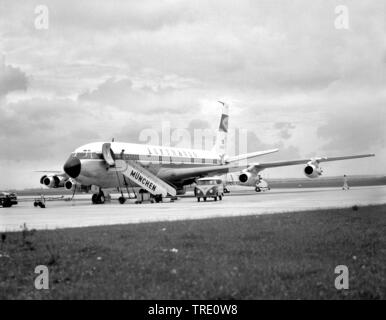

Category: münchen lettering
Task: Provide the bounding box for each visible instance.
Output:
[130,170,157,191]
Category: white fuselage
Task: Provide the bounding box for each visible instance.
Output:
[68,142,222,189]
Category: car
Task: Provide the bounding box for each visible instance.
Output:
[0,192,18,208]
[194,177,225,202]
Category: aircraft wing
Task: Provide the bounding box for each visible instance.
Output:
[160,163,241,181]
[226,148,279,163]
[34,170,65,174]
[245,153,375,173]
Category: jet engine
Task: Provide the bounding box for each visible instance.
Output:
[304,162,323,178]
[237,172,268,192]
[40,175,65,188]
[238,172,262,185]
[64,179,75,191]
[238,172,252,184]
[64,179,90,193]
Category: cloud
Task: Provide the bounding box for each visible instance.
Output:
[0,62,28,96]
[317,104,385,153]
[0,98,96,162]
[79,77,201,115]
[274,122,296,139]
[0,0,385,188]
[187,119,210,130]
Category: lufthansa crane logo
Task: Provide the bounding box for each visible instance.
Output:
[219,114,229,133]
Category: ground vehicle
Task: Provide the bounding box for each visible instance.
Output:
[33,195,46,208]
[0,192,18,207]
[194,177,224,202]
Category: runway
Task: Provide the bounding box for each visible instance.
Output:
[1,186,386,232]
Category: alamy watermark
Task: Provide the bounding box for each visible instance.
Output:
[34,5,49,30]
[334,265,349,290]
[34,265,49,290]
[334,5,350,30]
[138,122,249,163]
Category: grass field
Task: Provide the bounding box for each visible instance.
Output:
[1,205,386,299]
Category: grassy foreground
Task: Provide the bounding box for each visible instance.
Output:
[1,205,386,299]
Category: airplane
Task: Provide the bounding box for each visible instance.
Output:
[39,102,375,204]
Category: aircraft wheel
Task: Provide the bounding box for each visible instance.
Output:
[98,194,105,204]
[255,187,261,192]
[197,197,200,202]
[92,194,98,204]
[219,195,222,201]
[118,196,126,204]
[38,202,45,208]
[203,197,207,202]
[33,201,38,207]
[214,196,217,201]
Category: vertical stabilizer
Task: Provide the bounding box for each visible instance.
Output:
[212,101,229,159]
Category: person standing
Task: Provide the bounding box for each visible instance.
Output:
[342,174,349,190]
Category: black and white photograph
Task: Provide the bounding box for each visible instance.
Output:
[0,0,385,305]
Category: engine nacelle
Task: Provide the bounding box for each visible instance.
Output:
[64,179,75,191]
[238,171,262,185]
[64,179,90,193]
[304,162,323,178]
[238,172,252,184]
[41,175,65,188]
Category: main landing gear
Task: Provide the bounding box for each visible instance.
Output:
[92,190,106,204]
[118,196,126,204]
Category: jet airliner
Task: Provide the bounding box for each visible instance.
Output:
[39,102,375,204]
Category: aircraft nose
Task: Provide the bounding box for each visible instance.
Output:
[63,157,81,178]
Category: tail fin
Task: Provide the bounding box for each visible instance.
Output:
[212,101,229,157]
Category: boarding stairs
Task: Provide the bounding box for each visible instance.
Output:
[102,142,176,197]
[113,159,176,197]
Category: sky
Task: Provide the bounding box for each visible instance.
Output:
[0,0,385,189]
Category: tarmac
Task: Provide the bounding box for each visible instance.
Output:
[1,186,386,232]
